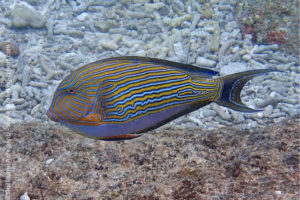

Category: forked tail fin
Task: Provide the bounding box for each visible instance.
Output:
[216,69,279,112]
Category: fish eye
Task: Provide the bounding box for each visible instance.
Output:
[68,88,75,94]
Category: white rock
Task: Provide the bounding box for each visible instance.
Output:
[257,112,263,118]
[225,21,237,32]
[45,158,54,165]
[145,2,165,10]
[230,28,240,38]
[20,192,30,200]
[31,104,41,115]
[274,190,282,195]
[280,105,300,118]
[0,88,11,99]
[253,44,279,53]
[247,120,258,129]
[76,12,88,21]
[201,109,217,118]
[173,42,184,57]
[136,50,146,56]
[242,54,252,61]
[32,67,42,76]
[220,62,247,75]
[231,110,245,123]
[191,30,210,37]
[111,34,122,43]
[24,115,34,123]
[196,57,216,67]
[163,15,192,28]
[188,116,204,126]
[5,103,15,110]
[263,105,273,117]
[275,62,295,71]
[100,39,119,50]
[0,52,6,67]
[273,117,286,124]
[10,4,46,28]
[211,24,220,52]
[0,113,22,126]
[211,104,231,120]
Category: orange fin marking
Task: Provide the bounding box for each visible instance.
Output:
[99,134,141,141]
[81,113,100,122]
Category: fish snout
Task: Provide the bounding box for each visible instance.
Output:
[47,109,59,122]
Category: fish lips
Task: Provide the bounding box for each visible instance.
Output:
[46,109,59,122]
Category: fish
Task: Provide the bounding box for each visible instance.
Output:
[47,56,278,140]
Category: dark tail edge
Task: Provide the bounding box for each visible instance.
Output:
[216,69,280,113]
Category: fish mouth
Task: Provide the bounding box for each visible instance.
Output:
[47,109,59,122]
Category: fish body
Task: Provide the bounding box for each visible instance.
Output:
[47,56,278,140]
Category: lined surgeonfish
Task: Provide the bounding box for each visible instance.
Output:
[47,56,278,140]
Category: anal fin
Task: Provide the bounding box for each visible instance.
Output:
[99,133,142,141]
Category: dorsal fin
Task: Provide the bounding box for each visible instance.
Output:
[96,56,219,77]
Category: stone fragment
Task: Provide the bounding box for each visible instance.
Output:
[0,42,20,57]
[20,192,30,200]
[211,104,231,120]
[200,109,217,118]
[210,23,220,52]
[10,4,46,28]
[201,3,213,18]
[220,62,247,75]
[280,105,300,118]
[231,110,245,123]
[252,44,279,54]
[45,158,54,165]
[196,57,216,67]
[163,14,192,28]
[76,12,89,21]
[95,20,119,32]
[188,116,204,126]
[5,103,16,110]
[263,105,273,117]
[275,62,295,71]
[12,98,25,105]
[145,2,165,10]
[242,54,251,61]
[0,52,6,67]
[100,40,119,50]
[67,30,84,38]
[173,42,184,57]
[31,104,41,115]
[225,21,237,32]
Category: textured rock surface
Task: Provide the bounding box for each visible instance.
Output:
[235,0,299,54]
[0,118,299,199]
[0,0,299,199]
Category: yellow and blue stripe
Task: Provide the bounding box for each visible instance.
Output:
[47,56,278,140]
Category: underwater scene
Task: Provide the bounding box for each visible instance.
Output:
[0,0,299,199]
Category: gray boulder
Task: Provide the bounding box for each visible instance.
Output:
[10,4,46,28]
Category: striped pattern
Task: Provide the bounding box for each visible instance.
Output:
[48,58,223,126]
